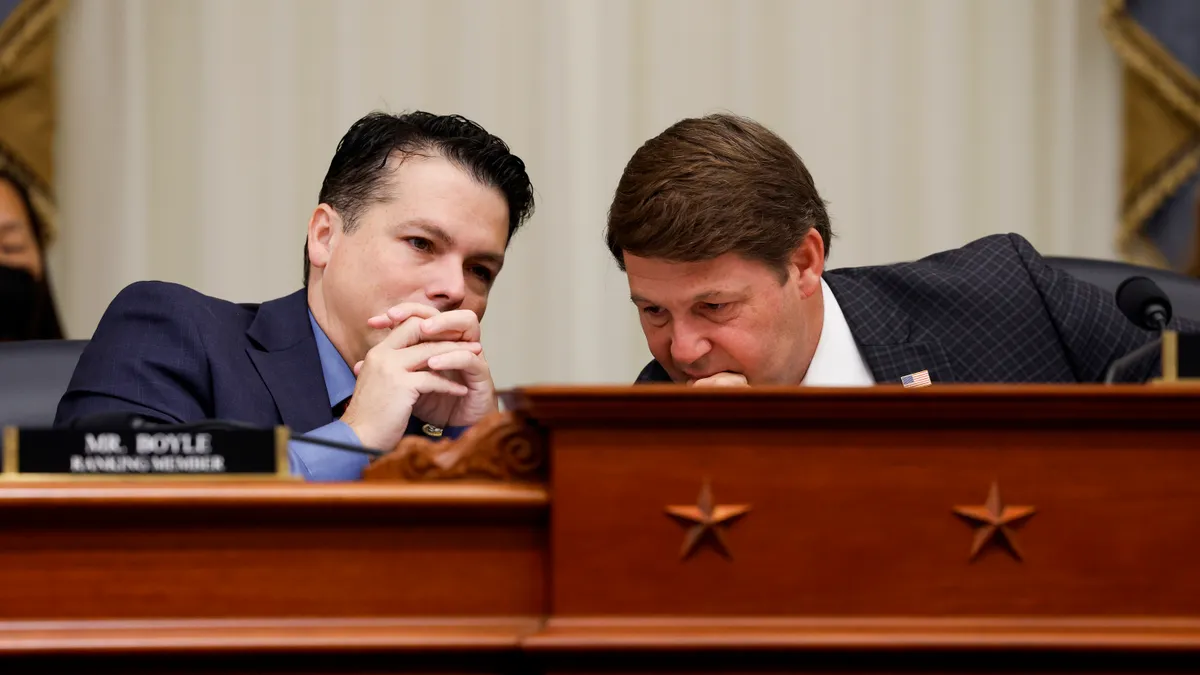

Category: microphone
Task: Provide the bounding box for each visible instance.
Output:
[1115,276,1172,331]
[1104,276,1173,383]
[66,412,386,458]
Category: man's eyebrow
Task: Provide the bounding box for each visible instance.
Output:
[693,287,749,302]
[630,288,749,304]
[0,220,19,236]
[406,219,454,246]
[405,219,505,267]
[473,251,505,267]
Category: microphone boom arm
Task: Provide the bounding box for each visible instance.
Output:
[130,418,387,458]
[1103,336,1163,384]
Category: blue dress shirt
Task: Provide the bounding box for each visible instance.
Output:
[286,312,372,481]
[288,312,468,481]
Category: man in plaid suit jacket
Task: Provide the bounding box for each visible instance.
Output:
[606,113,1194,387]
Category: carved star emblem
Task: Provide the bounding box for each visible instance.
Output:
[952,482,1036,561]
[665,481,751,560]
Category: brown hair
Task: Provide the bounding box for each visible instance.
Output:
[605,113,831,278]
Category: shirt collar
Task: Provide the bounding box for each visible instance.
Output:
[801,278,876,386]
[308,310,357,407]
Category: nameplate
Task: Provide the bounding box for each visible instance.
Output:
[1,426,291,480]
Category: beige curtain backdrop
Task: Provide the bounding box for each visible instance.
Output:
[49,0,1123,388]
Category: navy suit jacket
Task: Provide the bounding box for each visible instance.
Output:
[54,281,424,457]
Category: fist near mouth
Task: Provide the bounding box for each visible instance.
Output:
[688,372,749,387]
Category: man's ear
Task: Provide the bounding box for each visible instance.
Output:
[789,228,826,299]
[307,204,341,273]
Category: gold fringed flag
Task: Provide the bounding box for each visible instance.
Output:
[1101,0,1200,276]
[0,0,62,247]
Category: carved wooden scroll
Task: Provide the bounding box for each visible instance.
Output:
[361,411,546,483]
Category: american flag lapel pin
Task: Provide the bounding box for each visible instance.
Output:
[901,370,932,388]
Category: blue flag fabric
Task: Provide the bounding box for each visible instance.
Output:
[0,1,23,23]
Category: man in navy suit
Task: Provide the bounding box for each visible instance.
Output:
[55,111,535,480]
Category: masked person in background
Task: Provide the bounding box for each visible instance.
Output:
[0,170,62,341]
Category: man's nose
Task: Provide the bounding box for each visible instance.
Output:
[425,260,466,311]
[670,320,712,366]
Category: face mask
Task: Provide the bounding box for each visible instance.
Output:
[0,264,37,340]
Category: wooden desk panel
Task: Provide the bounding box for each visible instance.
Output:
[3,385,1200,673]
[0,482,546,663]
[549,427,1200,617]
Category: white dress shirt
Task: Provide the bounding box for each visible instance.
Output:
[800,278,876,386]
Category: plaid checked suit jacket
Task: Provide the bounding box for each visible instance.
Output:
[635,233,1199,385]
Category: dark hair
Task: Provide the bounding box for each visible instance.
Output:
[0,170,63,340]
[303,110,535,285]
[604,113,831,279]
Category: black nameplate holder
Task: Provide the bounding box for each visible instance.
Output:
[1,426,292,480]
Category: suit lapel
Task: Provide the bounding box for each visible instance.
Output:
[824,272,957,385]
[244,290,333,432]
[247,345,332,432]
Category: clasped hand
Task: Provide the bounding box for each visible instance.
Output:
[340,303,496,450]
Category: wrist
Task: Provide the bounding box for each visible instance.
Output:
[341,413,396,452]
